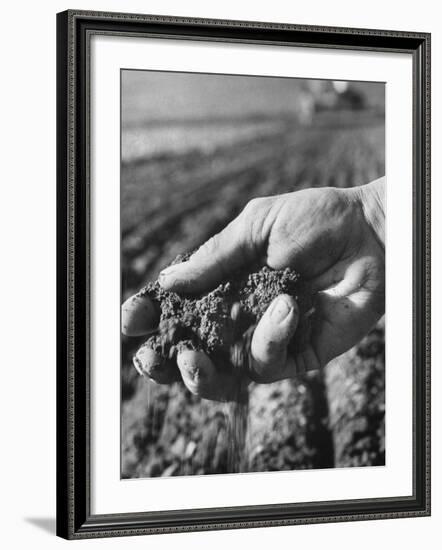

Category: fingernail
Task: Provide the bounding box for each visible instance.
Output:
[159,262,190,286]
[133,355,145,377]
[270,296,292,322]
[121,294,159,336]
[133,347,162,375]
[159,265,175,279]
[159,266,178,288]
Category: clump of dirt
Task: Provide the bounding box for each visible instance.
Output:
[136,253,315,375]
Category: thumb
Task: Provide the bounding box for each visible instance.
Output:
[158,214,257,293]
[249,294,299,383]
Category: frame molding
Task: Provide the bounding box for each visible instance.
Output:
[56,9,431,539]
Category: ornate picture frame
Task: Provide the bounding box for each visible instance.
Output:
[56,10,430,539]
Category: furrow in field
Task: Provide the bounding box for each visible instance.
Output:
[121,132,289,237]
[121,135,290,253]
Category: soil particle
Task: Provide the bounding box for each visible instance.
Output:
[137,253,315,373]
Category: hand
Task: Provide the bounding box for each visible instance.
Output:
[122,178,385,401]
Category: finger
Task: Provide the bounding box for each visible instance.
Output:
[176,350,243,402]
[313,256,370,298]
[158,215,256,294]
[250,294,299,383]
[133,345,181,384]
[312,289,381,366]
[122,293,159,336]
[309,259,348,293]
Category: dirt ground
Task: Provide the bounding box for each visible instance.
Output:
[121,107,385,478]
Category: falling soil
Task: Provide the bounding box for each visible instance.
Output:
[131,254,315,473]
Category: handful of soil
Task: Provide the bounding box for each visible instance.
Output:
[133,254,315,377]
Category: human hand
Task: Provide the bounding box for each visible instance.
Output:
[122,177,385,401]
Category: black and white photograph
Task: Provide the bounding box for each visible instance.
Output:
[0,0,436,545]
[120,70,386,479]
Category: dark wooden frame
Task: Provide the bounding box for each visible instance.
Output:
[56,9,431,540]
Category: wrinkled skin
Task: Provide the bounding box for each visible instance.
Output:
[122,180,385,402]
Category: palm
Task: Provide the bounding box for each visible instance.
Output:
[256,187,385,369]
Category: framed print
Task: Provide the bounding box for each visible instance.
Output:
[56,10,431,539]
